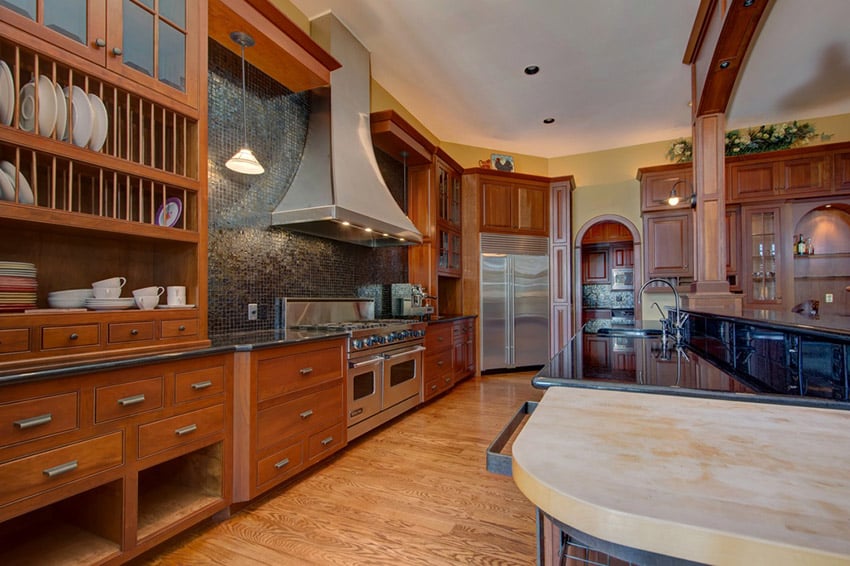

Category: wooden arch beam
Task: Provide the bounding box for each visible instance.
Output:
[683,0,771,117]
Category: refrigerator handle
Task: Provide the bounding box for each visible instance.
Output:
[506,256,514,367]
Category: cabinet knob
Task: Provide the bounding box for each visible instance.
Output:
[178,325,186,331]
[94,38,106,48]
[130,329,139,336]
[299,367,313,375]
[69,333,78,340]
[321,436,333,446]
[112,47,123,56]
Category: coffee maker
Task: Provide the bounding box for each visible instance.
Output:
[391,283,435,318]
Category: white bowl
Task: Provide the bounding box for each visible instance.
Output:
[134,295,160,310]
[48,288,94,298]
[48,296,87,308]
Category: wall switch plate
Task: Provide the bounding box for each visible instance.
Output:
[825,293,834,303]
[248,303,258,320]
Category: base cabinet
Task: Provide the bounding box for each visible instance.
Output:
[424,318,476,402]
[0,353,232,565]
[232,338,347,503]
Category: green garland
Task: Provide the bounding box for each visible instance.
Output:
[666,121,819,163]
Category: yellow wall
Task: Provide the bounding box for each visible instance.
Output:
[268,0,310,32]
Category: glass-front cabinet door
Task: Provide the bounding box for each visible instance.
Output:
[744,206,782,306]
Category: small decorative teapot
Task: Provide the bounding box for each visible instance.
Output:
[478,159,491,169]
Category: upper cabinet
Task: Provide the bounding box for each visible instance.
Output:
[638,163,693,212]
[724,144,850,204]
[478,171,549,236]
[0,0,201,109]
[0,0,210,370]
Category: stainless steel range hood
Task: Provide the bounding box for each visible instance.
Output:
[271,13,422,247]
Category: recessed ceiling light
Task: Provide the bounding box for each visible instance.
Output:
[524,65,540,75]
[543,118,555,124]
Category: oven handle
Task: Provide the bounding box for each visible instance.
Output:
[383,345,426,360]
[349,355,384,369]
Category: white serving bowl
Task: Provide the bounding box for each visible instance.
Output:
[48,295,88,308]
[48,288,94,298]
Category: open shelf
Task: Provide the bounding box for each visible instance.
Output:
[136,442,224,543]
[0,480,123,565]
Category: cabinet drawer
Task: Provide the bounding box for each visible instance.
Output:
[41,324,99,350]
[425,349,453,379]
[0,431,123,507]
[307,422,345,462]
[161,318,199,339]
[137,404,225,458]
[175,365,225,404]
[95,377,163,423]
[0,392,79,446]
[108,321,155,344]
[256,440,304,488]
[425,324,453,352]
[257,344,344,401]
[257,383,343,451]
[0,328,30,354]
[423,378,441,401]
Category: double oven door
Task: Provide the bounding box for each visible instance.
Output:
[347,343,424,428]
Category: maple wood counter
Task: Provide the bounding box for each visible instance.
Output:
[512,387,850,565]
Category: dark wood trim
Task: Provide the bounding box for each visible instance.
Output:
[549,175,576,188]
[370,110,434,165]
[682,0,719,64]
[461,167,551,183]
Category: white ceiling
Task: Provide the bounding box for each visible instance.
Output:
[289,0,850,158]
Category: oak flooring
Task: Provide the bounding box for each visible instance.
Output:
[133,372,545,565]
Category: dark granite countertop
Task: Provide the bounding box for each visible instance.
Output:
[425,314,476,324]
[0,329,349,386]
[685,307,850,339]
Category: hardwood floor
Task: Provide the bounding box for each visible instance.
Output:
[133,372,545,565]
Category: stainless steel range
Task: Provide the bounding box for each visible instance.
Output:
[283,298,426,441]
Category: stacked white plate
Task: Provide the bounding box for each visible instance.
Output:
[0,160,34,204]
[0,261,37,312]
[85,297,135,311]
[48,288,93,308]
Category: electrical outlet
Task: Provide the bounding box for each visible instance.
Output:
[248,303,258,320]
[825,293,834,304]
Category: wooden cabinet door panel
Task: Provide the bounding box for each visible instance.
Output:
[644,211,693,277]
[780,154,829,197]
[582,249,609,283]
[835,151,850,193]
[174,365,225,404]
[727,161,776,202]
[95,376,164,423]
[516,185,548,234]
[256,440,304,488]
[307,422,345,462]
[0,329,31,355]
[256,343,344,402]
[612,245,634,268]
[481,181,514,230]
[137,403,225,458]
[256,383,343,451]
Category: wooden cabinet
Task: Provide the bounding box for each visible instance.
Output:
[727,150,831,203]
[0,353,232,564]
[835,150,850,194]
[480,176,549,236]
[612,244,634,268]
[435,156,463,277]
[643,210,693,279]
[638,163,693,212]
[726,206,741,291]
[232,338,346,503]
[582,247,610,284]
[0,0,201,109]
[0,2,209,371]
[581,309,611,325]
[742,205,783,307]
[424,321,454,401]
[452,318,475,382]
[549,179,573,354]
[581,221,632,244]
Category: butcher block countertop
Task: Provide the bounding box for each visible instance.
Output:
[512,387,850,565]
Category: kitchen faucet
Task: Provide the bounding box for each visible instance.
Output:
[639,278,688,345]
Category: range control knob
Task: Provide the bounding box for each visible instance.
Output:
[352,339,363,349]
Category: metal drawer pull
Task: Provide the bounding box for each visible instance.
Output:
[444,377,451,383]
[69,333,79,340]
[350,408,363,418]
[118,394,145,407]
[191,380,213,390]
[95,38,106,47]
[175,424,198,436]
[112,47,123,56]
[321,436,333,446]
[437,360,444,366]
[274,458,290,469]
[43,460,78,477]
[15,413,53,429]
[178,325,186,331]
[299,367,313,375]
[300,409,314,419]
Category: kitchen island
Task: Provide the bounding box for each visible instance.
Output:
[506,308,850,565]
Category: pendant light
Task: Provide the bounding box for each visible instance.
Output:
[226,31,264,175]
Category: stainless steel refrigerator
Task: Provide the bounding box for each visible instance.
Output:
[480,234,550,371]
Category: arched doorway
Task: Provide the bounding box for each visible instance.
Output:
[574,216,642,334]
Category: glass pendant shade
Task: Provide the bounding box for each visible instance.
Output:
[226,148,264,174]
[226,31,263,175]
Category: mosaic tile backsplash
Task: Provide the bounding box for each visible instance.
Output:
[582,284,635,308]
[207,40,408,336]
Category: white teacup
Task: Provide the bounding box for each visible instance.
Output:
[166,286,186,306]
[93,276,126,288]
[132,286,164,298]
[93,286,122,299]
[134,295,159,310]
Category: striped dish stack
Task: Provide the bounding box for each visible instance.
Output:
[0,261,37,311]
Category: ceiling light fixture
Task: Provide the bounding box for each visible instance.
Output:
[225,31,264,175]
[543,118,555,124]
[524,65,540,75]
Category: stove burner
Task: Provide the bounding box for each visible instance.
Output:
[289,319,426,354]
